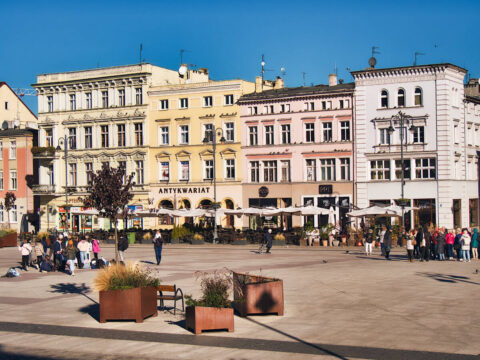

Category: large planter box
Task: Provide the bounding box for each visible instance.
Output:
[232,239,247,245]
[0,233,17,248]
[170,238,180,244]
[185,306,234,334]
[233,272,284,317]
[272,239,285,246]
[99,286,158,323]
[191,239,205,245]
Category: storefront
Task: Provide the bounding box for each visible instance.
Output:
[58,206,94,233]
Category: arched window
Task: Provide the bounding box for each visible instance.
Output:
[381,90,389,108]
[414,87,423,106]
[397,89,405,107]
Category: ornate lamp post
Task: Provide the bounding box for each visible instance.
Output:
[203,128,226,243]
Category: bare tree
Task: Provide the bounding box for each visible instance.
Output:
[4,192,16,230]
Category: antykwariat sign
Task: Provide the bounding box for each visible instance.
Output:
[158,187,211,194]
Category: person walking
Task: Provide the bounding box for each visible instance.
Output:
[77,236,89,268]
[406,230,415,262]
[460,229,471,262]
[383,226,393,260]
[445,229,455,260]
[34,240,45,268]
[365,228,374,256]
[437,227,446,261]
[91,235,101,261]
[454,228,462,260]
[65,240,78,276]
[471,228,478,260]
[18,240,33,271]
[118,232,129,262]
[265,229,273,254]
[378,225,386,256]
[153,230,163,265]
[417,226,430,262]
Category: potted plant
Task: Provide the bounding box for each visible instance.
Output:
[232,230,247,245]
[191,233,205,245]
[320,227,328,247]
[273,233,285,246]
[142,232,152,244]
[0,229,17,248]
[185,270,234,334]
[94,262,159,323]
[233,271,284,317]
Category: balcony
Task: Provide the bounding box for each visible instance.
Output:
[32,184,57,194]
[31,146,56,159]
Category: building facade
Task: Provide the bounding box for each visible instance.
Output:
[352,63,480,229]
[238,75,355,230]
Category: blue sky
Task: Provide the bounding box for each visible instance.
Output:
[1,0,479,113]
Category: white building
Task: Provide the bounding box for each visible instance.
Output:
[352,63,480,229]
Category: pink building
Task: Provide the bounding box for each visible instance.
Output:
[238,75,354,230]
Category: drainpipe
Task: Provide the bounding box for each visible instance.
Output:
[434,68,440,227]
[351,91,356,210]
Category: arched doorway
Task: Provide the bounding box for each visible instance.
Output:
[198,199,213,228]
[225,199,234,228]
[199,199,212,209]
[159,199,173,225]
[180,199,193,224]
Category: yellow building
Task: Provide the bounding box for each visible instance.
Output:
[146,74,282,228]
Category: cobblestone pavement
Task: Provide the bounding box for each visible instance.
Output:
[0,244,479,359]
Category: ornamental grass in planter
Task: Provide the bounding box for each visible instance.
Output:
[273,233,285,246]
[233,271,284,317]
[185,270,234,334]
[94,262,159,323]
[191,233,205,245]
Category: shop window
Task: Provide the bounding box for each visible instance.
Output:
[395,159,411,179]
[370,160,390,180]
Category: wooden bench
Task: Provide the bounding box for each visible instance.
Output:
[157,285,184,315]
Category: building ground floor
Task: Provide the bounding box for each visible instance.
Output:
[0,196,34,233]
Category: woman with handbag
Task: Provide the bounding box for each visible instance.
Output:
[406,229,416,262]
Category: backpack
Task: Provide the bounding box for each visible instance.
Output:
[5,268,20,277]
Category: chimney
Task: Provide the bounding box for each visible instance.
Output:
[255,76,263,92]
[329,74,337,86]
[274,76,284,89]
[198,68,209,75]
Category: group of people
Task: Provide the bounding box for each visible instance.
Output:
[365,225,479,262]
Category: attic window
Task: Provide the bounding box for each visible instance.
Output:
[4,102,8,110]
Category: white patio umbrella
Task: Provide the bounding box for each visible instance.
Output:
[328,206,336,225]
[384,205,419,216]
[347,206,398,218]
[171,208,207,217]
[240,207,265,216]
[224,208,245,215]
[298,205,330,216]
[134,209,159,218]
[156,208,174,216]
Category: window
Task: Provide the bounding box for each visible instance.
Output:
[204,124,214,142]
[118,89,125,106]
[179,98,188,109]
[395,159,411,179]
[454,123,460,144]
[381,90,389,108]
[135,160,144,184]
[160,162,169,181]
[159,99,168,110]
[101,125,109,148]
[305,102,315,111]
[102,161,109,169]
[322,122,332,142]
[180,125,189,144]
[85,162,93,184]
[225,159,235,179]
[370,160,390,180]
[322,101,327,110]
[263,161,277,182]
[414,87,423,106]
[102,91,108,108]
[70,94,76,110]
[45,128,53,147]
[281,124,291,144]
[305,123,315,143]
[320,159,335,180]
[280,104,290,113]
[278,160,290,182]
[249,126,258,145]
[415,158,436,179]
[225,122,234,141]
[69,163,77,186]
[10,171,17,190]
[340,158,350,180]
[339,100,344,109]
[47,164,54,186]
[413,126,425,143]
[134,123,143,146]
[264,105,274,114]
[249,106,258,115]
[135,88,143,105]
[179,161,189,180]
[397,89,405,107]
[117,124,125,147]
[47,96,53,112]
[160,126,169,145]
[379,128,391,145]
[340,121,350,141]
[250,161,259,182]
[203,96,213,107]
[265,125,274,145]
[68,128,77,149]
[225,94,234,105]
[118,161,127,184]
[0,171,3,190]
[10,205,17,223]
[204,160,214,180]
[84,126,92,148]
[9,141,16,159]
[4,102,7,110]
[86,92,92,109]
[306,159,316,181]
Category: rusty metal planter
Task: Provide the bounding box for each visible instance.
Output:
[0,233,17,248]
[99,286,158,323]
[185,306,234,334]
[233,272,284,317]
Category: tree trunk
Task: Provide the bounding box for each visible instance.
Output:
[114,219,119,263]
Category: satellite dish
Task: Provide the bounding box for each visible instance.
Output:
[14,120,19,128]
[1,121,8,130]
[178,65,187,76]
[368,57,377,68]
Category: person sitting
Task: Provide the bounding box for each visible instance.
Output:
[39,255,54,273]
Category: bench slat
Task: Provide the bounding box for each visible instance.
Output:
[157,285,175,292]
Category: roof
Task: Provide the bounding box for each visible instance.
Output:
[238,82,355,102]
[0,82,38,119]
[466,95,480,105]
[0,128,35,138]
[350,63,467,76]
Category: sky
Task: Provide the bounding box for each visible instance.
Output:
[1,0,479,113]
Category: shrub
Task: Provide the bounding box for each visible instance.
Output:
[274,233,285,241]
[143,232,152,241]
[93,262,159,292]
[185,269,232,308]
[193,233,204,241]
[171,225,192,240]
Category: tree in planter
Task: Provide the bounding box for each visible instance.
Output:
[4,192,16,229]
[83,163,134,262]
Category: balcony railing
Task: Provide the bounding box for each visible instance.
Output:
[31,147,56,158]
[32,184,56,194]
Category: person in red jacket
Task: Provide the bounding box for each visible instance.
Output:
[445,229,455,260]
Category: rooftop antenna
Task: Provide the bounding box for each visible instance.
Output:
[414,52,425,66]
[139,43,143,64]
[369,46,380,68]
[302,72,306,87]
[180,49,191,65]
[261,54,265,89]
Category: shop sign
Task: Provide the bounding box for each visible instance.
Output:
[318,185,333,194]
[258,186,269,198]
[158,187,211,194]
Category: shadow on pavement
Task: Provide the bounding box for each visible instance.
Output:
[356,254,407,262]
[50,283,98,304]
[78,303,100,322]
[416,272,480,286]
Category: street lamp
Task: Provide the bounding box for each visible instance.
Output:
[56,134,69,205]
[202,128,226,244]
[388,111,416,226]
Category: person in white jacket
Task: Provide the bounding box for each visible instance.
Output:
[18,240,33,271]
[460,229,471,262]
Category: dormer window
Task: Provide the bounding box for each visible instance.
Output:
[397,89,405,107]
[381,90,389,108]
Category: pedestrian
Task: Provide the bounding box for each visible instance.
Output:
[454,228,462,260]
[378,225,386,256]
[436,227,446,261]
[445,229,455,260]
[39,255,54,273]
[406,230,415,262]
[383,226,392,260]
[65,240,78,276]
[471,228,478,260]
[460,229,471,262]
[91,235,101,261]
[417,226,430,262]
[265,229,273,254]
[18,239,33,271]
[365,228,374,256]
[118,232,129,262]
[77,235,89,268]
[34,240,45,268]
[53,235,63,271]
[153,230,163,265]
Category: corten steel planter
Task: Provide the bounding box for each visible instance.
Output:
[0,233,17,248]
[233,272,284,317]
[99,286,158,323]
[185,306,234,334]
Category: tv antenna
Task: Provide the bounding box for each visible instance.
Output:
[302,72,306,86]
[139,43,143,64]
[414,52,425,66]
[369,46,380,68]
[180,49,191,65]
